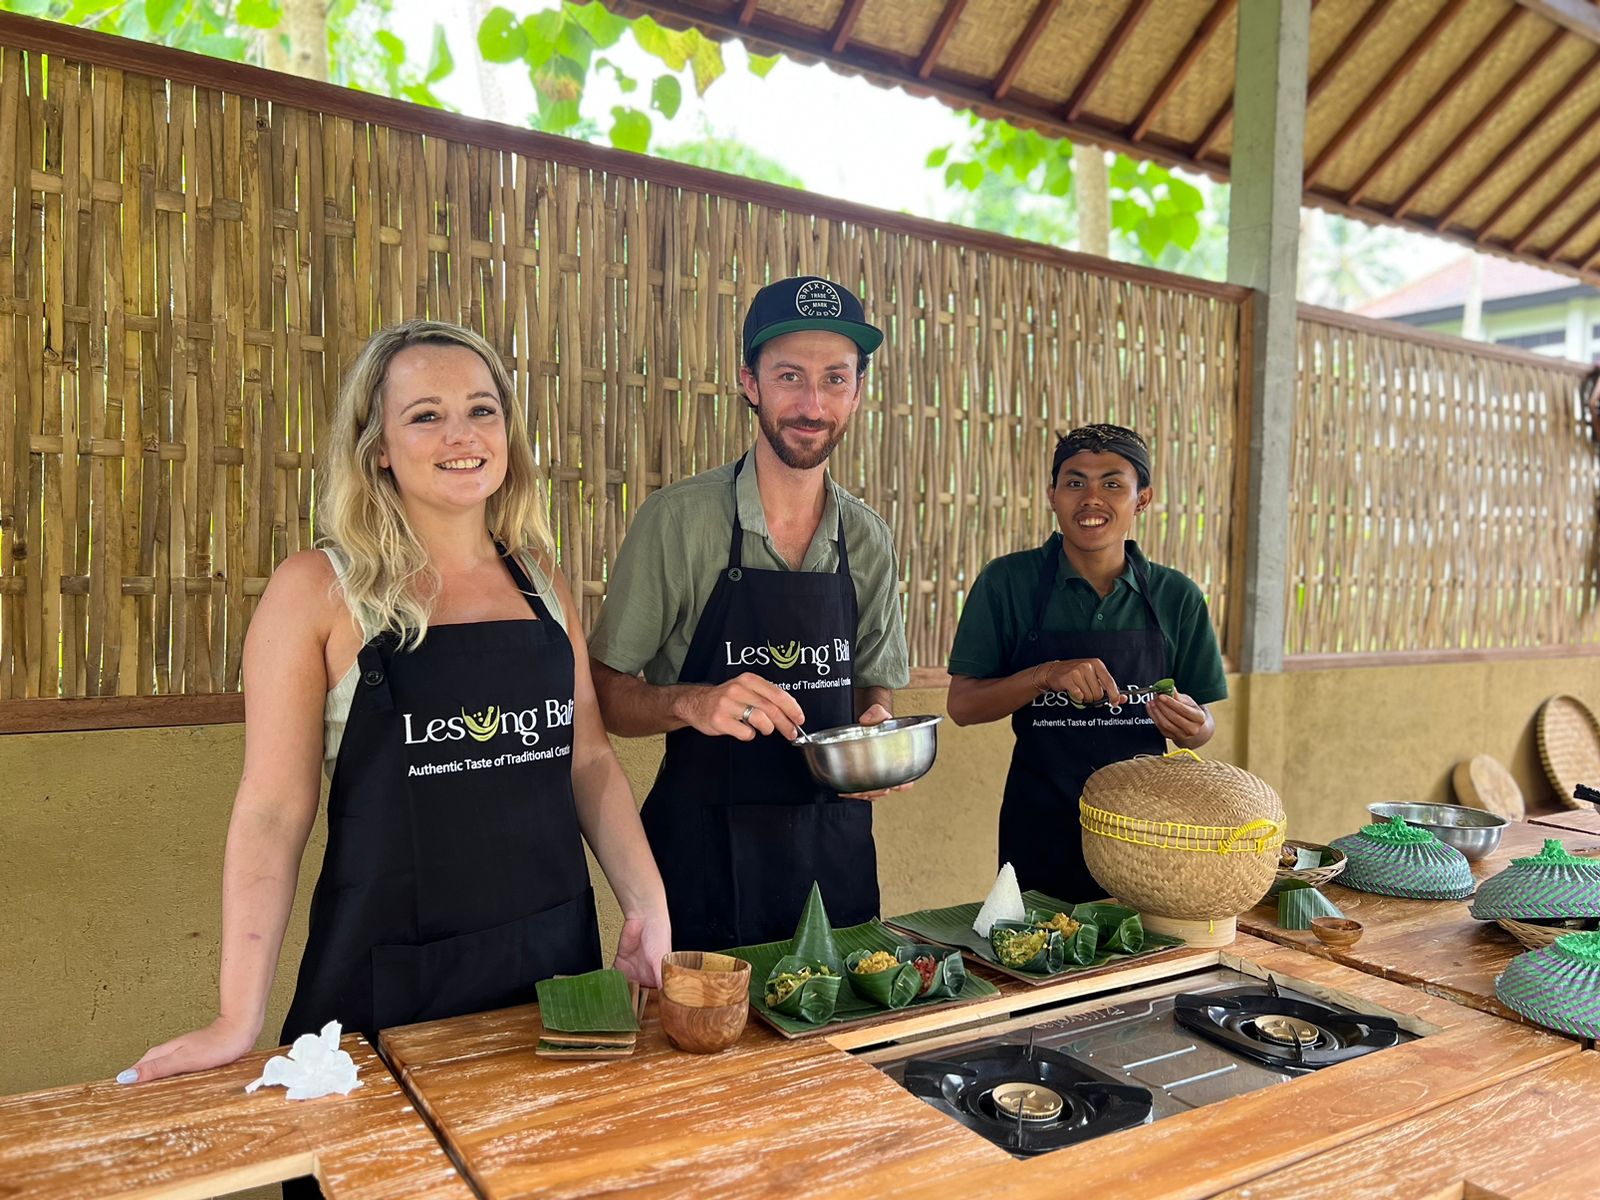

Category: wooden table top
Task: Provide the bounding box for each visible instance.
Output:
[380,934,1575,1200]
[1238,819,1600,1026]
[1206,1050,1600,1199]
[0,1034,471,1199]
[1529,806,1600,836]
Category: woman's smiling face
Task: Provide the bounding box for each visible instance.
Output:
[377,343,509,515]
[1049,449,1151,553]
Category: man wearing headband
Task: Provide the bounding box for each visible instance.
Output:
[945,423,1226,900]
[589,275,910,951]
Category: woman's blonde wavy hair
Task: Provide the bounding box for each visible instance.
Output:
[320,319,551,647]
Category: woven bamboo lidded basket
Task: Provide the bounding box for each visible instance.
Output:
[1079,750,1286,948]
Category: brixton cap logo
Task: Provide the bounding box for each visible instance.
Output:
[743,274,885,362]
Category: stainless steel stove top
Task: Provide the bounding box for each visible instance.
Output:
[868,966,1418,1151]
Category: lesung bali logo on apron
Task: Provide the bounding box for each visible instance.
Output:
[722,637,854,691]
[402,698,575,747]
[1030,681,1167,714]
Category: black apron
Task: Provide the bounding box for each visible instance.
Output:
[1000,534,1170,901]
[640,458,877,951]
[283,551,601,1041]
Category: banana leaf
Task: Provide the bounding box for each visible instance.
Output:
[1025,909,1101,965]
[990,921,1067,973]
[1071,902,1146,954]
[534,968,641,1034]
[897,944,966,999]
[763,955,841,1023]
[727,921,1001,1036]
[844,949,922,1009]
[1152,678,1177,696]
[791,882,845,976]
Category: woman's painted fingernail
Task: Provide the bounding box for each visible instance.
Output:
[116,1068,138,1085]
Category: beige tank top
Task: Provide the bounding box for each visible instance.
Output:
[320,546,568,777]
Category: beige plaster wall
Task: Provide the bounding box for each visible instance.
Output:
[2,659,1594,1095]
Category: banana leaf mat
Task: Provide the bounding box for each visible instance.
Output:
[885,892,1186,985]
[724,920,1001,1038]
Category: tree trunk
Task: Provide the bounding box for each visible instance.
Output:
[263,0,329,82]
[1460,253,1484,341]
[1077,144,1110,257]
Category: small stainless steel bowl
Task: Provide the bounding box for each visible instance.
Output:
[797,715,942,793]
[1365,802,1509,861]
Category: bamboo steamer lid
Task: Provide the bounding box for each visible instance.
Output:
[1079,751,1286,945]
[1537,695,1600,810]
[1451,755,1524,821]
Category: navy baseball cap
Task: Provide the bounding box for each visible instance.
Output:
[742,275,884,364]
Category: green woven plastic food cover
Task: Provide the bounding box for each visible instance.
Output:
[1328,817,1475,900]
[1495,931,1600,1039]
[1470,839,1600,920]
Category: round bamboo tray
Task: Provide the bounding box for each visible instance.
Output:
[1274,840,1348,889]
[1451,755,1525,821]
[1537,695,1600,810]
[1496,916,1599,951]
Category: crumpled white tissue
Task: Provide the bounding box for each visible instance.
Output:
[244,1020,363,1100]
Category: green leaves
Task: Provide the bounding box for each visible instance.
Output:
[608,107,651,153]
[650,74,681,120]
[477,6,526,63]
[234,0,280,30]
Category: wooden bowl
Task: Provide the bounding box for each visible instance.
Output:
[1310,917,1364,948]
[660,952,752,1008]
[658,993,748,1054]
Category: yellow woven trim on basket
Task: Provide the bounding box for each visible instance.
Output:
[1163,748,1204,763]
[1079,801,1286,854]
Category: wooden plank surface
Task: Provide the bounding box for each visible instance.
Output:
[1238,819,1600,1025]
[0,1034,471,1199]
[382,934,1574,1200]
[845,943,1576,1200]
[1529,806,1600,836]
[1205,1051,1600,1199]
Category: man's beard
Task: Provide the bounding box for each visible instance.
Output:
[753,387,849,470]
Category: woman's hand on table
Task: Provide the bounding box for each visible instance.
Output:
[839,703,916,801]
[613,910,671,988]
[120,1015,260,1084]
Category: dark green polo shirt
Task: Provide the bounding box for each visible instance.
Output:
[947,537,1228,704]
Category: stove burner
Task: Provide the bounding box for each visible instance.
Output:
[1174,978,1402,1072]
[991,1082,1066,1122]
[1248,1015,1322,1047]
[901,1044,1152,1155]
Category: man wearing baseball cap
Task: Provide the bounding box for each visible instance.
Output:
[589,275,910,951]
[945,423,1227,902]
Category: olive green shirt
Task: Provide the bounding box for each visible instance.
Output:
[947,537,1227,704]
[590,450,911,689]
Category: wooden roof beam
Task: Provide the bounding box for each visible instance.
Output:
[1545,191,1600,263]
[828,0,867,53]
[1432,48,1598,229]
[1129,0,1235,143]
[993,0,1059,102]
[737,0,759,26]
[1062,0,1151,122]
[1304,0,1469,189]
[1387,27,1565,221]
[1510,147,1600,255]
[1343,5,1525,207]
[914,0,969,80]
[1465,91,1600,241]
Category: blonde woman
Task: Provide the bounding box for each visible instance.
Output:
[124,319,670,1085]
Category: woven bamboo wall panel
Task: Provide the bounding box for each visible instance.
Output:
[1290,316,1599,655]
[0,48,1244,699]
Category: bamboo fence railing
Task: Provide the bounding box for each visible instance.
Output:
[0,22,1247,704]
[1289,308,1599,657]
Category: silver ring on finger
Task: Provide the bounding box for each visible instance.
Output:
[740,704,755,725]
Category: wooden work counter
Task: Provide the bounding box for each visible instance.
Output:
[379,934,1575,1200]
[0,1034,471,1199]
[1529,806,1600,836]
[1238,818,1600,1025]
[1207,1051,1600,1199]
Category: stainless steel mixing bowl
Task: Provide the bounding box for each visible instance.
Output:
[1365,802,1509,860]
[797,715,942,793]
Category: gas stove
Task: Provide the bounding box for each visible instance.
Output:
[870,967,1417,1157]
